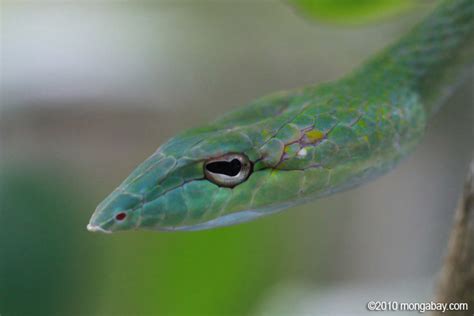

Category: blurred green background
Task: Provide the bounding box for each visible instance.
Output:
[1,1,473,315]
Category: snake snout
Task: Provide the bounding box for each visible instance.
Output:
[87,190,143,233]
[86,222,112,233]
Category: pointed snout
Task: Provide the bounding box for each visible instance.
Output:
[86,222,112,233]
[86,189,142,233]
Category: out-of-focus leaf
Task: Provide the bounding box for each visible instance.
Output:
[288,0,416,24]
[0,165,101,316]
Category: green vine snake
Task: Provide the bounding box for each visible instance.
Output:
[88,0,473,233]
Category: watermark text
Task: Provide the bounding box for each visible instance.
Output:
[366,300,468,313]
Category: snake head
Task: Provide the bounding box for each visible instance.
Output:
[86,94,327,233]
[87,125,279,233]
[86,113,339,233]
[87,90,297,233]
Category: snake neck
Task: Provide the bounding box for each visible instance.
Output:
[350,0,474,117]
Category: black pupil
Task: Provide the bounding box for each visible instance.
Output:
[206,159,242,177]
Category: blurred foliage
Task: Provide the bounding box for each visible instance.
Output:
[0,166,101,316]
[288,0,415,24]
[95,224,284,315]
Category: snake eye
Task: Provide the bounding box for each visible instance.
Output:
[204,153,252,188]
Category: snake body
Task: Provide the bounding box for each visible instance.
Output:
[88,0,473,233]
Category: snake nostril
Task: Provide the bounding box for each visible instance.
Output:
[115,212,127,221]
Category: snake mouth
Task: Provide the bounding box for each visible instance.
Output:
[86,223,112,233]
[162,206,287,231]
